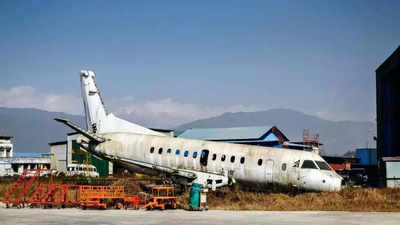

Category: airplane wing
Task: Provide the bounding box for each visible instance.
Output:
[116,156,231,190]
[54,118,105,143]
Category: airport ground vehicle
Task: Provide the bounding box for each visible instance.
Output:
[142,186,177,210]
[66,164,99,177]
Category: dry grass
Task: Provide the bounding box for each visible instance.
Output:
[179,187,400,211]
[1,177,400,211]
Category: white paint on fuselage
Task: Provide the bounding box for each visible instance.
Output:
[95,132,342,192]
[78,70,342,192]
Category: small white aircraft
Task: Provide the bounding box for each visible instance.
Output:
[55,70,342,192]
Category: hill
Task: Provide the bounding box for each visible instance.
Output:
[0,107,83,153]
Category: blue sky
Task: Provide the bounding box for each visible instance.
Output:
[0,1,399,127]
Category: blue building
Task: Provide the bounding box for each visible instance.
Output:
[355,148,377,166]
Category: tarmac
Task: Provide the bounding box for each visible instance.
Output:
[1,208,400,225]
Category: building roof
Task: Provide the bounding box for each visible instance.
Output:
[48,141,67,146]
[178,126,289,142]
[0,134,13,139]
[376,46,400,74]
[382,157,400,162]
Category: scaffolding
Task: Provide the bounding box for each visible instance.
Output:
[2,169,142,209]
[303,129,321,154]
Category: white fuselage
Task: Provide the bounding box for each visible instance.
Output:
[77,70,342,192]
[95,132,342,192]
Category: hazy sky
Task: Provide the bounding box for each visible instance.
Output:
[1,1,399,127]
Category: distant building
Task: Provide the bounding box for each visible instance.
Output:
[177,126,323,154]
[0,134,51,176]
[8,155,50,174]
[0,134,13,158]
[322,156,359,171]
[48,141,67,172]
[49,132,113,177]
[355,148,377,166]
[178,126,289,148]
[0,159,13,176]
[382,157,400,188]
[376,46,400,186]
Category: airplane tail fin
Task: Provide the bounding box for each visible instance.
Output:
[80,70,107,133]
[80,70,164,136]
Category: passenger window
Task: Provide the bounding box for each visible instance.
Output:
[193,152,198,158]
[221,154,226,162]
[230,156,235,163]
[176,149,180,155]
[150,147,155,154]
[258,159,263,166]
[212,153,217,160]
[282,163,287,171]
[167,148,172,154]
[240,157,245,164]
[301,160,318,169]
[158,148,163,154]
[184,151,189,157]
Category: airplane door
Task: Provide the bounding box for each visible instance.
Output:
[200,149,209,172]
[265,160,274,183]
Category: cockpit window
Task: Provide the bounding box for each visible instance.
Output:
[315,161,331,170]
[301,160,318,169]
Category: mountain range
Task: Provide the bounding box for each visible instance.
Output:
[0,107,83,153]
[0,107,376,156]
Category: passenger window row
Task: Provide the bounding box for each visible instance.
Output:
[149,147,247,164]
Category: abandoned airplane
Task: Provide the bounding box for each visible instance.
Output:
[55,70,342,192]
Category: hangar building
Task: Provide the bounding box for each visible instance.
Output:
[376,46,400,187]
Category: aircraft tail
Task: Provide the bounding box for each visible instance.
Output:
[80,70,164,136]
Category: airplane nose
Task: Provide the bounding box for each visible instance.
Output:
[330,176,342,191]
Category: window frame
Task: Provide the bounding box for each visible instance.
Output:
[301,160,318,169]
[281,163,287,171]
[221,154,226,162]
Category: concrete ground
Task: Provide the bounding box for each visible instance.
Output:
[1,208,400,225]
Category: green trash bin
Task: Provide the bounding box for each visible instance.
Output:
[189,183,203,209]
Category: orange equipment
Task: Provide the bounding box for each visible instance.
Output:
[78,185,125,209]
[29,184,80,208]
[142,185,177,210]
[3,169,50,208]
[123,195,142,209]
[3,169,144,210]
